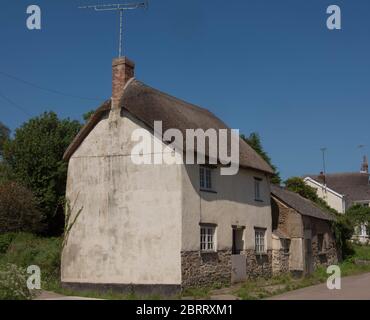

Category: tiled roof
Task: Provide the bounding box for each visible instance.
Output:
[306,172,370,202]
[271,185,336,221]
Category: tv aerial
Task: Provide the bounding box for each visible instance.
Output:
[79,1,148,57]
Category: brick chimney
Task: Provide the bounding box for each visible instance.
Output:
[112,57,135,109]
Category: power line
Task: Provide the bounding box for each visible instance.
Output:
[0,70,105,102]
[0,90,32,117]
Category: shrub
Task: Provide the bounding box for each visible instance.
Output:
[0,264,33,300]
[0,181,44,234]
[0,233,62,285]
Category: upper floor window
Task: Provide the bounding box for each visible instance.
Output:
[254,178,262,201]
[255,228,266,254]
[200,225,216,252]
[200,167,213,191]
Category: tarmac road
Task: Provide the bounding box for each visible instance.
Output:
[269,272,370,300]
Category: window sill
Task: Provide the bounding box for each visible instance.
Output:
[255,199,263,203]
[318,251,327,256]
[200,250,217,255]
[200,189,217,194]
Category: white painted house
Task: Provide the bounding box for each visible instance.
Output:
[61,57,275,295]
[304,158,370,244]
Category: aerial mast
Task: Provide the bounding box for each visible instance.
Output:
[79,1,148,57]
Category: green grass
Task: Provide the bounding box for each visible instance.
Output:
[0,232,61,289]
[351,244,370,261]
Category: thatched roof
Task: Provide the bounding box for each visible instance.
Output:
[63,79,274,174]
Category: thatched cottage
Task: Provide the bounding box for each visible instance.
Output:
[61,57,275,295]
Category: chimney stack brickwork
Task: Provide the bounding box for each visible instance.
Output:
[112,57,135,109]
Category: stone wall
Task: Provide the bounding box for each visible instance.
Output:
[272,249,290,275]
[181,250,232,288]
[244,249,273,279]
[305,217,339,269]
[181,249,273,288]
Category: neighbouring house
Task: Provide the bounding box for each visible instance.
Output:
[303,158,370,244]
[271,185,338,276]
[61,56,275,295]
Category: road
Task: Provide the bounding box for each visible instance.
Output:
[269,272,370,300]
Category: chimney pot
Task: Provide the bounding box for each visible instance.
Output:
[112,57,135,109]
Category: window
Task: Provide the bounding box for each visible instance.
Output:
[255,228,266,254]
[281,239,290,255]
[317,234,324,253]
[200,225,216,252]
[200,167,212,191]
[254,178,262,201]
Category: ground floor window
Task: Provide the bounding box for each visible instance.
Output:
[255,228,266,254]
[317,234,325,253]
[200,225,216,252]
[280,239,290,254]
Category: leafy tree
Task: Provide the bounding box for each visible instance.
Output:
[0,122,10,159]
[0,181,43,234]
[0,163,14,184]
[83,110,95,123]
[285,177,320,203]
[346,205,370,236]
[241,133,281,184]
[2,112,81,235]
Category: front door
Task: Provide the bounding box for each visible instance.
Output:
[231,227,247,283]
[305,238,314,275]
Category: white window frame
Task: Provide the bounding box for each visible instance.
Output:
[255,228,266,254]
[200,225,216,252]
[200,167,213,191]
[254,178,262,201]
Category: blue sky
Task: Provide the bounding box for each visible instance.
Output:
[0,0,369,179]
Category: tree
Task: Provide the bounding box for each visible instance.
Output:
[0,181,43,234]
[83,110,95,123]
[2,112,81,235]
[285,177,320,203]
[0,122,10,159]
[241,132,281,184]
[346,205,370,236]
